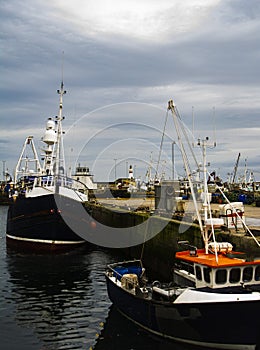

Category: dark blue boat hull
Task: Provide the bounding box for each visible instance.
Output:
[7,194,88,248]
[106,275,259,349]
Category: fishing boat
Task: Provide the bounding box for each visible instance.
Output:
[105,100,260,349]
[6,81,94,249]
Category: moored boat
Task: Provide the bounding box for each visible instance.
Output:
[105,100,260,349]
[6,81,94,249]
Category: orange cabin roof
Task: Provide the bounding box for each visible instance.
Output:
[175,249,260,268]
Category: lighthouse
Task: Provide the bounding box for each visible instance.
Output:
[128,164,134,179]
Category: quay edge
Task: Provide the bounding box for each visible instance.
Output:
[85,201,260,280]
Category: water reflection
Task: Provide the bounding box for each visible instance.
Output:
[5,244,220,350]
[93,305,209,350]
[6,245,112,350]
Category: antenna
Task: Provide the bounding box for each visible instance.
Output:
[57,52,66,95]
[54,52,67,180]
[212,106,217,147]
[61,51,64,85]
[192,106,195,147]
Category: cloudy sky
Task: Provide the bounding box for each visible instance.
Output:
[1,0,260,183]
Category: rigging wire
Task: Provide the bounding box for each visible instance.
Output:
[174,106,200,171]
[140,218,149,261]
[208,172,260,248]
[155,110,169,180]
[168,100,204,234]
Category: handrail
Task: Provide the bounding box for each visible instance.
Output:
[208,171,260,248]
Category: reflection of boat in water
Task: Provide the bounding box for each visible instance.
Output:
[105,100,260,350]
[93,305,190,350]
[5,245,109,350]
[6,80,95,249]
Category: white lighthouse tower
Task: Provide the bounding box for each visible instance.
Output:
[128,164,134,179]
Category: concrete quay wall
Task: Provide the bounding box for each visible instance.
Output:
[85,200,260,280]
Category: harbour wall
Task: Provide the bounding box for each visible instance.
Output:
[86,201,260,280]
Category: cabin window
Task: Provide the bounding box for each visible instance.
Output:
[203,267,211,283]
[215,269,227,284]
[195,266,202,280]
[255,266,260,281]
[179,261,194,275]
[229,268,241,283]
[242,266,253,282]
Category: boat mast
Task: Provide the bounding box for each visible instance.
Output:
[14,136,42,183]
[199,137,210,253]
[55,81,66,178]
[168,100,219,255]
[168,100,204,235]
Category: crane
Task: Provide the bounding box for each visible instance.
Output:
[232,152,240,184]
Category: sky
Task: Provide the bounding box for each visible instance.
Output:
[1,0,260,183]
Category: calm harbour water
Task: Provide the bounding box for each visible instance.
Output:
[0,205,216,350]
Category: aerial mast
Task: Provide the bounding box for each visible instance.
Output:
[55,80,66,178]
